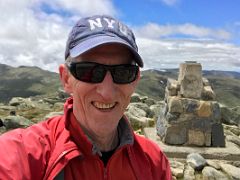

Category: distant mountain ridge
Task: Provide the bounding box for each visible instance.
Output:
[136,69,240,107]
[0,63,61,103]
[0,63,239,107]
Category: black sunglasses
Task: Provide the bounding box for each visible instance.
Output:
[67,62,139,84]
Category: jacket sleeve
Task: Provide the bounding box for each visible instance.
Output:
[0,123,52,180]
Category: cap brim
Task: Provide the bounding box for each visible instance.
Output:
[69,35,143,67]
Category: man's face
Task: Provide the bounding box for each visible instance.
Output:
[62,44,140,136]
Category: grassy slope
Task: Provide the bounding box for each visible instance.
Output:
[0,64,61,103]
[204,71,240,107]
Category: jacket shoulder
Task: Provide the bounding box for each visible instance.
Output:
[134,134,164,161]
[133,134,172,179]
[0,115,64,179]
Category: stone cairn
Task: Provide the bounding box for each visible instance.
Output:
[157,61,225,147]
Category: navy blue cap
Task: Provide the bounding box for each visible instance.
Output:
[65,15,143,67]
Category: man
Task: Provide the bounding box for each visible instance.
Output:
[0,15,171,179]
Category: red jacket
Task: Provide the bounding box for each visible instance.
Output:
[0,98,171,180]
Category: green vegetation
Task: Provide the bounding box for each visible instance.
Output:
[204,71,240,107]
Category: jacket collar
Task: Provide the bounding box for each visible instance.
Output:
[64,97,134,157]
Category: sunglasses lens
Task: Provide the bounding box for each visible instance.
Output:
[73,63,105,83]
[112,65,138,84]
[69,62,138,84]
[91,66,106,83]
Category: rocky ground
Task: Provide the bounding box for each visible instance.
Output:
[169,155,240,180]
[0,92,240,179]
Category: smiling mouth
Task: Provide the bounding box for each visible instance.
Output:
[92,101,117,110]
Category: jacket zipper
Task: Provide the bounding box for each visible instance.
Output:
[104,167,107,180]
[97,159,107,180]
[101,147,127,180]
[44,147,79,180]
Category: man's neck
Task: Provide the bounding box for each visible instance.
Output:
[94,129,119,152]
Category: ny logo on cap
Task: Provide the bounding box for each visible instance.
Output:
[88,17,129,37]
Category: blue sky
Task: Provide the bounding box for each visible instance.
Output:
[116,0,239,26]
[0,0,239,72]
[114,0,240,44]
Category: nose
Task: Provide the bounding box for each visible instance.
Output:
[96,71,117,101]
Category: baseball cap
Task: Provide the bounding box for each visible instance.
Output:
[65,15,143,67]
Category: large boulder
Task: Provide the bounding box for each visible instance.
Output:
[170,160,184,178]
[0,105,16,111]
[197,101,212,118]
[44,111,64,119]
[2,115,34,130]
[166,78,179,96]
[0,126,7,135]
[202,85,216,100]
[125,111,154,130]
[183,164,195,180]
[126,104,147,118]
[164,123,187,145]
[125,104,154,130]
[181,98,199,113]
[43,97,64,105]
[206,160,221,170]
[9,97,26,106]
[130,93,141,103]
[224,124,240,136]
[221,106,240,126]
[186,153,207,171]
[202,166,229,180]
[188,129,211,146]
[168,96,183,113]
[178,62,203,99]
[226,135,240,147]
[9,97,35,109]
[129,102,154,118]
[211,123,225,147]
[220,163,240,180]
[150,101,164,120]
[143,98,156,106]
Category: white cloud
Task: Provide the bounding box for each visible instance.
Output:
[135,23,231,40]
[134,22,239,72]
[0,0,117,72]
[52,0,117,17]
[137,37,240,72]
[161,0,179,6]
[0,1,67,71]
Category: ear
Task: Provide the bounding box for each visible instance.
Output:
[59,64,73,94]
[135,67,141,84]
[137,68,141,81]
[131,67,141,88]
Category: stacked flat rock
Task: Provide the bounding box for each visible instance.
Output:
[157,61,225,147]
